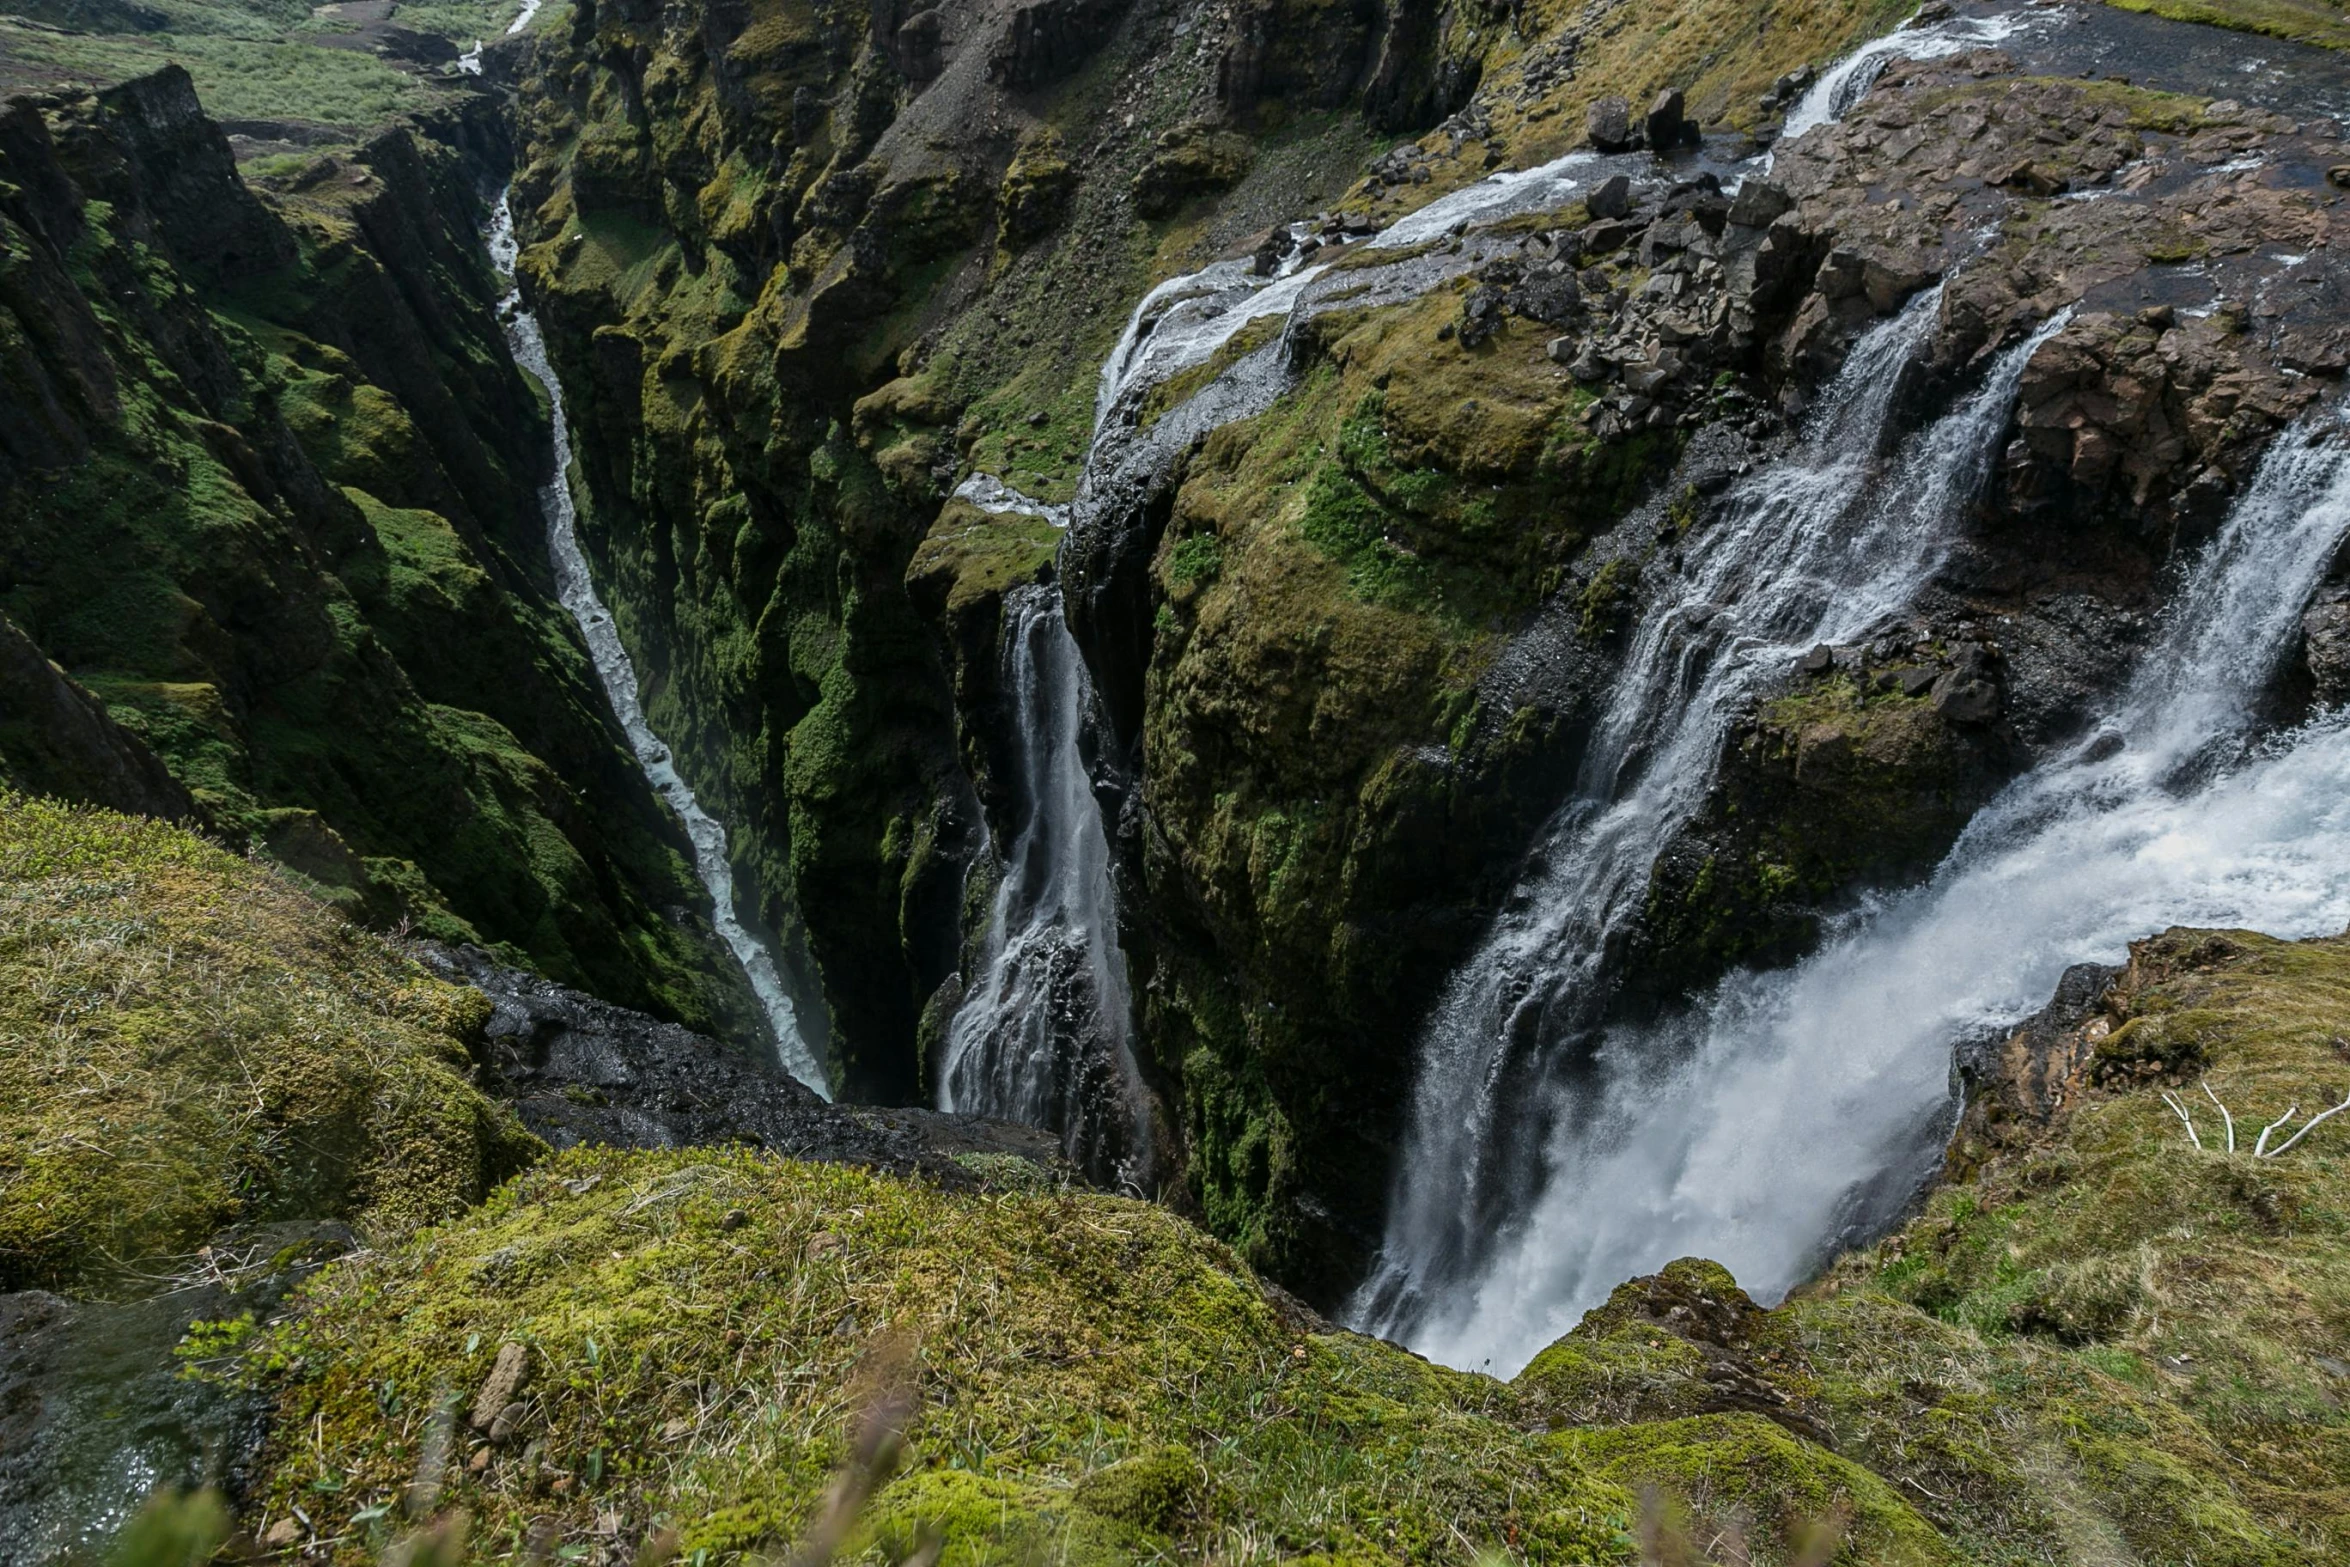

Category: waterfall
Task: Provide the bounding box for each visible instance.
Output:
[938,583,1149,1184]
[1777,9,2031,144]
[1351,294,2072,1349]
[1379,416,2350,1375]
[486,193,828,1096]
[943,0,2023,1175]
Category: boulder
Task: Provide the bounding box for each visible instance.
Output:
[1586,95,1637,152]
[1645,88,1688,151]
[1585,173,1632,220]
[1728,178,1794,230]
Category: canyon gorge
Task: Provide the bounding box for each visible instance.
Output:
[5,0,2350,1559]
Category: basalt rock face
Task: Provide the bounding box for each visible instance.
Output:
[503,0,1930,1296]
[504,0,2350,1306]
[1621,53,2350,1002]
[0,68,757,1033]
[501,0,1430,1104]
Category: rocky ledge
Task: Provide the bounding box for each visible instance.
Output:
[418,942,1071,1187]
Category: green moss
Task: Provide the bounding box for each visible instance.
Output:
[2096,0,2350,51]
[1163,533,1224,592]
[904,501,1061,616]
[1576,558,1634,642]
[246,1145,1641,1564]
[0,797,542,1294]
[1557,1414,1950,1565]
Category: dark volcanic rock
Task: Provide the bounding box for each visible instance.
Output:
[1585,94,1636,152]
[416,945,1071,1189]
[1644,87,1688,151]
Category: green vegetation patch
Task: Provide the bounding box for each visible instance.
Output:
[247,1144,1642,1564]
[2097,0,2350,51]
[0,797,541,1295]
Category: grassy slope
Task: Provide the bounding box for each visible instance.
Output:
[226,919,2350,1563]
[2098,0,2350,51]
[0,796,542,1294]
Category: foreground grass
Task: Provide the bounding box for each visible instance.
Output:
[3,802,2342,1562]
[0,796,540,1294]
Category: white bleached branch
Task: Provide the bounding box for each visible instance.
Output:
[2160,1090,2202,1150]
[2253,1105,2299,1158]
[2202,1079,2236,1152]
[2262,1091,2350,1158]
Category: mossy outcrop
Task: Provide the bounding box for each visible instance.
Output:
[0,68,756,1033]
[0,795,543,1294]
[227,923,2350,1562]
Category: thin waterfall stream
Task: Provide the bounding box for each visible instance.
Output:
[488,193,827,1095]
[937,580,1149,1184]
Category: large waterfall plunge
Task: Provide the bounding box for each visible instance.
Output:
[1364,403,2350,1376]
[488,195,827,1094]
[1350,288,2068,1354]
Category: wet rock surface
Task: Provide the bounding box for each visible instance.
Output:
[417,945,1072,1189]
[0,1224,351,1565]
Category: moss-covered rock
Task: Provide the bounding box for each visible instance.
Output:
[0,796,542,1293]
[227,927,2350,1563]
[1131,124,1256,219]
[244,1143,1644,1565]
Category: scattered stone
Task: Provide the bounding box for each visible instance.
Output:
[487,1400,528,1446]
[1800,644,1834,675]
[469,1342,530,1434]
[1727,178,1793,230]
[1586,174,1633,220]
[1896,667,1938,698]
[1934,677,2001,724]
[1582,218,1635,255]
[260,1518,302,1551]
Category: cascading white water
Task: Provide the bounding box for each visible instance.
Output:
[486,194,827,1095]
[1389,416,2350,1375]
[951,0,2038,1177]
[1351,293,2073,1347]
[1777,9,2031,144]
[938,582,1149,1183]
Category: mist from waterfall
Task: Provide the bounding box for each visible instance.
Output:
[488,194,827,1095]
